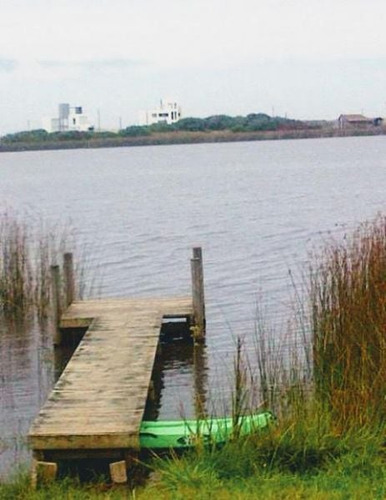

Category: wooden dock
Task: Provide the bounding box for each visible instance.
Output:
[28,248,206,483]
[28,297,193,460]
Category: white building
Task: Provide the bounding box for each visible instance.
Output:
[42,103,93,133]
[138,99,182,126]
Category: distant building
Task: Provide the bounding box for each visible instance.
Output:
[338,114,373,130]
[42,103,94,132]
[138,99,182,126]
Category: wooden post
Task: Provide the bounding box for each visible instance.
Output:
[191,246,205,341]
[110,460,127,484]
[50,265,62,345]
[63,252,75,307]
[193,343,207,419]
[34,461,58,484]
[148,380,156,401]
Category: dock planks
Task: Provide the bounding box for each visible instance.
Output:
[28,297,193,454]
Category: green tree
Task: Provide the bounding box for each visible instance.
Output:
[175,117,206,132]
[119,125,150,137]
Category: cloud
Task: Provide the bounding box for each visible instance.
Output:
[0,58,17,72]
[37,58,148,70]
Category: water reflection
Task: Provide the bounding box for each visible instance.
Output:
[144,320,208,421]
[0,317,54,479]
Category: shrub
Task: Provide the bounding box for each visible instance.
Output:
[119,126,151,137]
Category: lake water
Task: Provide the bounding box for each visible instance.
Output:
[1,135,386,477]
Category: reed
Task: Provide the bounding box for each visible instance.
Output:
[0,214,33,315]
[252,307,311,423]
[250,214,386,430]
[216,214,386,479]
[310,215,386,425]
[0,211,86,319]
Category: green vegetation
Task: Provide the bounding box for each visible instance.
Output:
[2,114,386,153]
[1,113,309,145]
[120,113,307,135]
[2,423,385,499]
[0,113,321,153]
[2,114,385,153]
[1,215,386,498]
[140,431,386,499]
[0,436,386,500]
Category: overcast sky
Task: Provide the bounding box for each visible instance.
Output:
[1,0,386,133]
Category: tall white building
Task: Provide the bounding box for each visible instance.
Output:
[42,103,93,132]
[138,99,182,126]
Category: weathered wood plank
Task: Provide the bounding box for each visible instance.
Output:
[29,297,193,452]
[34,461,58,483]
[109,461,127,484]
[30,433,140,450]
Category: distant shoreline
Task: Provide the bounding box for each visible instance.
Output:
[0,127,385,153]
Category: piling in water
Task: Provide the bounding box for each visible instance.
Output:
[191,246,205,341]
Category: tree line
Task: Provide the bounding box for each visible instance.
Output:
[1,113,315,143]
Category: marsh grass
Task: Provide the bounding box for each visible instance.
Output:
[0,211,87,319]
[311,215,386,425]
[0,216,33,315]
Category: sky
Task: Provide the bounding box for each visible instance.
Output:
[1,0,386,134]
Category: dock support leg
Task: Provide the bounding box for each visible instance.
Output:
[50,264,62,345]
[194,343,207,419]
[148,380,156,401]
[63,252,75,307]
[191,246,206,341]
[110,460,128,484]
[31,459,58,487]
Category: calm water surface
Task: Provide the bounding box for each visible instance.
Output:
[1,136,386,477]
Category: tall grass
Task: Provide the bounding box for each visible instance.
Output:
[0,211,85,319]
[251,214,386,430]
[252,303,311,423]
[0,215,33,315]
[311,215,386,425]
[176,213,386,491]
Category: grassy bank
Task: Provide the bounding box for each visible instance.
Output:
[2,428,385,499]
[1,127,386,153]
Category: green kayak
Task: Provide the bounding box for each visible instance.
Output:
[139,411,274,449]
